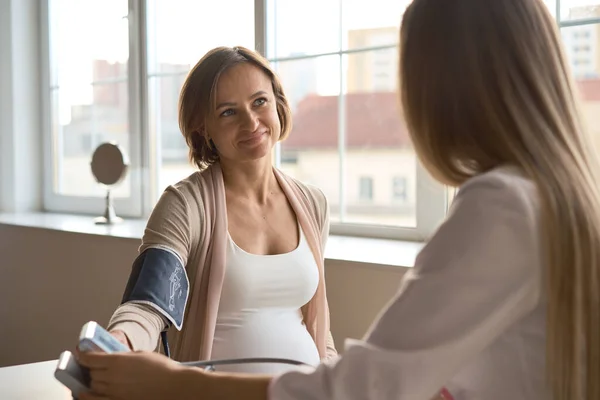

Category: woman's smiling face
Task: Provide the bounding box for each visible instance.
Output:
[204,62,281,165]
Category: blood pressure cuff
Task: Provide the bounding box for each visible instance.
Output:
[120,247,189,330]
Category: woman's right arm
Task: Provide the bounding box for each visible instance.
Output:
[107,186,193,351]
[108,303,168,351]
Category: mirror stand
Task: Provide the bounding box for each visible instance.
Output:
[94,188,123,225]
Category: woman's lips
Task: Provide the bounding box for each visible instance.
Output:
[240,132,267,145]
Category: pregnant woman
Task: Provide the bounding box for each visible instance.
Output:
[105,46,337,373]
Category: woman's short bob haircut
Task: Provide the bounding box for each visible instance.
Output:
[178,46,292,170]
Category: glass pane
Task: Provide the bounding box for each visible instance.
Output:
[275,55,342,223]
[560,24,600,79]
[149,74,195,193]
[343,49,416,227]
[561,1,600,22]
[342,0,408,50]
[562,25,600,162]
[49,0,130,197]
[148,0,254,75]
[266,0,341,59]
[150,0,255,194]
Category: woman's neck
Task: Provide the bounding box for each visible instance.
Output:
[220,157,277,204]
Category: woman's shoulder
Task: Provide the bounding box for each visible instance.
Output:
[458,165,540,223]
[169,170,201,194]
[147,169,210,250]
[421,164,543,276]
[464,165,536,191]
[166,166,218,205]
[151,169,211,230]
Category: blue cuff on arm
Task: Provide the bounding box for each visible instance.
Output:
[120,247,190,330]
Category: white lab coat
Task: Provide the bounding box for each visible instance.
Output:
[269,166,549,400]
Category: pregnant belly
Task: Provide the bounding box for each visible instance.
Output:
[210,310,321,374]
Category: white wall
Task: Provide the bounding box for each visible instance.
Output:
[0,223,407,367]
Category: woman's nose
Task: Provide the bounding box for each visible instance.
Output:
[240,110,260,131]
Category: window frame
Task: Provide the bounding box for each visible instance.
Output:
[40,0,449,241]
[41,0,145,217]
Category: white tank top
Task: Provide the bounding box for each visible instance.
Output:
[210,225,321,374]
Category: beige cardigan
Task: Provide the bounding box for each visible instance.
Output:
[108,163,337,362]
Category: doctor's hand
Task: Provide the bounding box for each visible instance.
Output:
[77,351,189,400]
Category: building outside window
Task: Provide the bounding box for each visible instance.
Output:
[359,176,374,201]
[393,176,408,203]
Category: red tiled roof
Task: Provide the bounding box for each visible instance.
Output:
[283,81,600,150]
[283,92,411,149]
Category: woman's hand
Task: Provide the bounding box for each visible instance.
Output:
[77,351,188,400]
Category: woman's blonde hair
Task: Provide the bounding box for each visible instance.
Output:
[400,0,600,398]
[178,46,292,170]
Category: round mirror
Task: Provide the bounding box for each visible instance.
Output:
[90,142,129,225]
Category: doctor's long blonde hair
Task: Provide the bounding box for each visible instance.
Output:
[400,0,600,398]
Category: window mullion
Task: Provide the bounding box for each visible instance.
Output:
[124,0,143,217]
[137,0,154,216]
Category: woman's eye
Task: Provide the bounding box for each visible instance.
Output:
[254,97,267,106]
[220,109,234,117]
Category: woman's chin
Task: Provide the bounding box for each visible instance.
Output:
[223,147,273,165]
[241,140,274,161]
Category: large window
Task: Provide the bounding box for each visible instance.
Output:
[43,0,445,241]
[43,1,589,241]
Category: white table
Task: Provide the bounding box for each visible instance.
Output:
[0,360,73,400]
